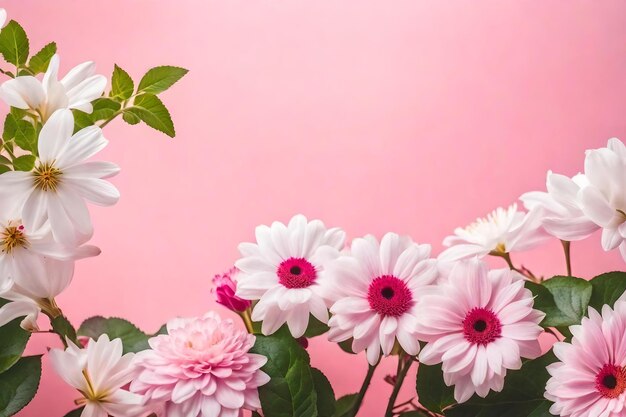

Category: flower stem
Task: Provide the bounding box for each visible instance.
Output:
[238,309,255,334]
[348,361,379,417]
[561,240,572,276]
[384,356,414,417]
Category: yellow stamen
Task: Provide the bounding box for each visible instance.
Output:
[33,163,62,192]
[0,225,27,254]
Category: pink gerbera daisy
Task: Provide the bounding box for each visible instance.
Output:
[545,301,626,417]
[325,232,438,365]
[416,258,544,403]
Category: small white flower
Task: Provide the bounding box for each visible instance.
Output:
[521,171,599,241]
[235,214,346,338]
[0,54,106,121]
[438,203,549,261]
[0,9,7,29]
[579,138,626,262]
[0,109,120,246]
[50,334,146,417]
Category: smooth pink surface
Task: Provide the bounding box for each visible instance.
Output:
[11,1,626,416]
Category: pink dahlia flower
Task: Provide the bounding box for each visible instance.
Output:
[545,301,626,417]
[130,312,270,417]
[325,232,438,365]
[416,259,544,403]
[212,267,251,312]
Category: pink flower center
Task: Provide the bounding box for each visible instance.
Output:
[277,258,317,288]
[462,307,502,345]
[367,275,413,317]
[596,364,626,399]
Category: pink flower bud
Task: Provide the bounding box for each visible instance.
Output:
[211,267,251,312]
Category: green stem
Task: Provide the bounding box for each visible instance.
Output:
[561,240,572,276]
[98,109,125,128]
[348,362,379,417]
[384,356,414,417]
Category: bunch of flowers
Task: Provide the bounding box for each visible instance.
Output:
[1,8,626,417]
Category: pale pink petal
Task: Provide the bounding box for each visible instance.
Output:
[0,76,45,109]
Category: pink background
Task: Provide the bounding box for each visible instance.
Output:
[11,1,626,416]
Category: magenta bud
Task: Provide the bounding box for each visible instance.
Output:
[212,267,252,313]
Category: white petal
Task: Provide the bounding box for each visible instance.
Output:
[0,76,45,109]
[60,61,96,91]
[38,109,74,163]
[64,177,120,206]
[66,75,107,110]
[580,186,616,228]
[55,126,107,168]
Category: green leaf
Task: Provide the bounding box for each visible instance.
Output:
[251,412,262,417]
[72,109,93,133]
[416,362,455,414]
[0,165,10,174]
[152,324,168,336]
[137,66,188,95]
[588,271,626,311]
[63,407,85,417]
[338,339,356,354]
[28,42,56,74]
[526,276,592,328]
[2,114,16,142]
[77,317,149,354]
[399,412,431,417]
[250,327,317,417]
[0,21,29,66]
[127,94,175,137]
[51,316,77,345]
[90,98,121,122]
[111,64,134,100]
[122,110,141,125]
[13,119,37,155]
[333,394,357,417]
[0,299,31,374]
[311,368,335,417]
[0,356,42,417]
[304,315,330,338]
[444,352,556,417]
[12,155,35,172]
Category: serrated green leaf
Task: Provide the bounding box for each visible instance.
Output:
[417,362,455,414]
[0,21,29,66]
[338,339,356,354]
[63,407,85,417]
[0,155,10,165]
[588,271,626,311]
[526,276,592,328]
[127,94,175,137]
[251,327,317,417]
[51,316,77,345]
[0,165,10,174]
[77,317,149,354]
[137,66,188,94]
[72,109,93,133]
[2,114,16,141]
[12,155,35,172]
[111,64,134,100]
[90,98,121,122]
[0,299,31,374]
[152,324,168,336]
[13,119,37,155]
[0,356,42,417]
[28,42,56,74]
[122,110,140,125]
[311,368,335,417]
[334,394,358,417]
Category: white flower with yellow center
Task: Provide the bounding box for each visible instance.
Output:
[50,334,147,417]
[0,109,120,246]
[0,54,106,122]
[439,203,549,261]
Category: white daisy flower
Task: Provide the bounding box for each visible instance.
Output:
[0,54,106,121]
[325,233,438,365]
[0,109,120,246]
[438,203,549,262]
[235,214,346,338]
